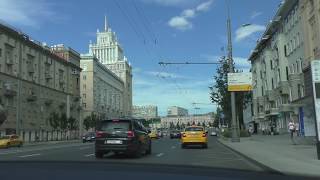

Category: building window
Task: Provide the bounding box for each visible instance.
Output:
[0,48,2,57]
[83,93,86,98]
[298,84,301,98]
[83,84,86,89]
[272,78,274,89]
[286,66,289,81]
[270,60,273,69]
[83,75,86,80]
[284,45,288,56]
[82,103,86,108]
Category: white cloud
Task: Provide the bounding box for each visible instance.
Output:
[146,71,184,78]
[235,24,265,42]
[0,0,59,28]
[168,0,214,31]
[168,16,193,30]
[196,0,214,12]
[182,9,196,18]
[250,11,263,19]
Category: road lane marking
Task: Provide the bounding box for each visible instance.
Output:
[19,153,41,158]
[84,153,94,157]
[156,153,164,157]
[0,143,91,155]
[79,147,91,150]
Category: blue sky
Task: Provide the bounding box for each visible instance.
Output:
[0,0,281,116]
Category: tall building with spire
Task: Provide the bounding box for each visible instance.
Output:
[89,16,132,116]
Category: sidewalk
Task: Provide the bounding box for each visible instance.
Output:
[24,139,81,147]
[218,134,320,177]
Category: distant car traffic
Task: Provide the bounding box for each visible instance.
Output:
[170,130,181,139]
[82,132,96,143]
[95,119,151,158]
[181,126,208,149]
[148,131,158,139]
[0,135,23,148]
[210,131,217,136]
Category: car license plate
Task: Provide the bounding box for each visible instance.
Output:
[105,140,122,144]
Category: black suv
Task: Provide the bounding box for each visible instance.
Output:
[95,119,152,158]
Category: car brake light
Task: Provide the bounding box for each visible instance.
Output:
[127,130,135,138]
[182,133,186,137]
[96,131,105,138]
[202,133,207,137]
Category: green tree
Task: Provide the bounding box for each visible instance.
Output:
[67,116,77,130]
[49,112,60,130]
[83,113,100,131]
[187,122,191,126]
[202,122,206,127]
[83,116,92,131]
[59,113,68,131]
[209,56,249,129]
[197,122,201,126]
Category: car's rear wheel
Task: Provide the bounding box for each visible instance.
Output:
[95,151,104,159]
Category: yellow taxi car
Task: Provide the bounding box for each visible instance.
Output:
[148,131,158,139]
[0,135,23,148]
[181,126,208,148]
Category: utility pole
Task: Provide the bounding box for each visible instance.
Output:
[226,0,240,142]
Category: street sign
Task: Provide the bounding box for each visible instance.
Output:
[311,60,320,159]
[227,73,252,91]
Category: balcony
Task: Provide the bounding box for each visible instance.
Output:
[258,112,265,119]
[257,96,265,103]
[288,73,303,82]
[26,94,37,102]
[45,73,53,79]
[5,58,14,65]
[27,64,35,73]
[265,108,279,116]
[276,81,289,94]
[3,83,17,97]
[279,104,293,112]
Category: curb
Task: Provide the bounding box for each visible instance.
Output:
[24,140,81,147]
[217,138,284,175]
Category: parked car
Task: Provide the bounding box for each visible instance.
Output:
[170,130,181,139]
[0,135,23,148]
[82,132,96,143]
[95,118,152,158]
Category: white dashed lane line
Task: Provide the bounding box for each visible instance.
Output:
[156,153,164,157]
[84,153,94,157]
[19,153,41,158]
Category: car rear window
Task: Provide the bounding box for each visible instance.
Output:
[185,127,204,132]
[98,120,131,131]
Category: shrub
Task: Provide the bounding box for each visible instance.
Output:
[220,128,251,138]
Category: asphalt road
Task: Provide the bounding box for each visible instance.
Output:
[0,136,263,172]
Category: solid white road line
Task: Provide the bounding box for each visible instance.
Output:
[19,153,41,158]
[156,153,164,157]
[84,153,94,157]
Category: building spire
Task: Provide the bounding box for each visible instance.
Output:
[104,15,108,31]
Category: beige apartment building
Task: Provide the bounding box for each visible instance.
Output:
[132,105,158,119]
[249,0,318,138]
[0,22,81,141]
[80,54,124,121]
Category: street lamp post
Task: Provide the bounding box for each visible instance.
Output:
[226,0,240,142]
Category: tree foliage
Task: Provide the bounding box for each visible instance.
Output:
[49,112,60,130]
[209,56,251,129]
[83,113,100,131]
